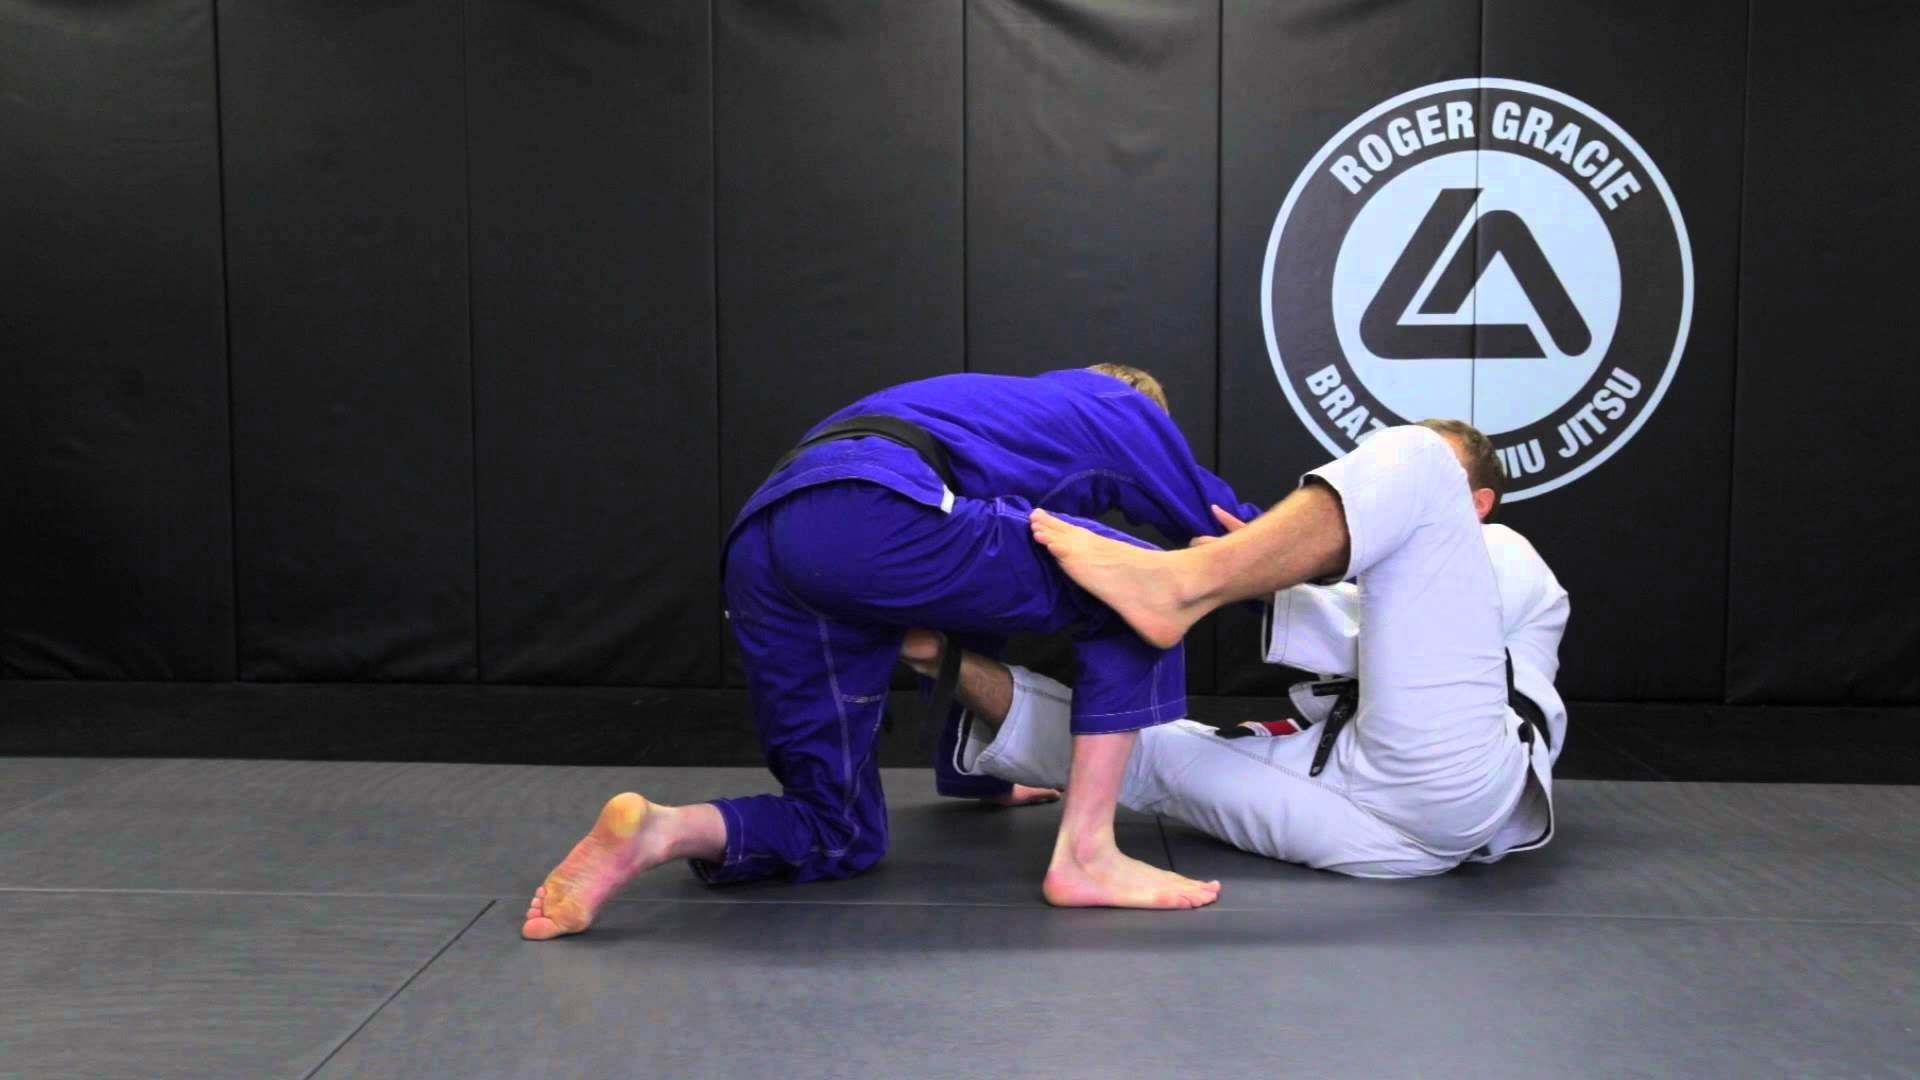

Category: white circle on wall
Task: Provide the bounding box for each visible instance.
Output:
[1263,78,1690,499]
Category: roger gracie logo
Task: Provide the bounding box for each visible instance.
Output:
[1261,78,1693,500]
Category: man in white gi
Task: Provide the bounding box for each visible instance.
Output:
[920,420,1568,876]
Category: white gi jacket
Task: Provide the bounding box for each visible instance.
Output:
[1263,523,1571,862]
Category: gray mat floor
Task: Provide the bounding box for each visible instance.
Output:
[2,759,1915,1079]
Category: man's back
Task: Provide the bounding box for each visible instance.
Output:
[736,369,1253,545]
[817,369,1184,506]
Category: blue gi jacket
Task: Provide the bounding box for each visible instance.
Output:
[730,369,1260,542]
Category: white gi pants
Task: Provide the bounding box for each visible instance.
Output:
[963,426,1533,878]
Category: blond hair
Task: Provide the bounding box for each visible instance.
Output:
[1416,418,1505,513]
[1086,363,1169,413]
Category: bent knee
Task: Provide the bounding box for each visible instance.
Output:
[799,832,889,882]
[787,800,889,881]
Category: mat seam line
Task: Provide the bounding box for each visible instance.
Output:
[1208,0,1224,694]
[960,0,969,375]
[459,0,484,685]
[1721,0,1755,704]
[210,0,242,683]
[0,788,123,831]
[301,898,495,1079]
[1584,728,1676,782]
[0,887,1912,929]
[0,761,181,829]
[708,0,726,688]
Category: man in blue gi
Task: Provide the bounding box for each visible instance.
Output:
[522,365,1258,939]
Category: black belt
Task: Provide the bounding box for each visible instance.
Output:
[767,414,963,733]
[768,414,959,491]
[1306,651,1549,777]
[1506,652,1552,753]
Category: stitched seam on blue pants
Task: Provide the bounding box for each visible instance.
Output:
[720,799,745,865]
[1077,700,1177,719]
[693,800,774,880]
[1036,467,1149,508]
[813,614,859,860]
[1080,713,1179,734]
[753,511,868,868]
[1076,693,1184,733]
[766,543,867,866]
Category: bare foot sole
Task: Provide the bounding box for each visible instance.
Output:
[522,792,650,941]
[1027,509,1197,650]
[1042,849,1221,910]
[980,784,1061,809]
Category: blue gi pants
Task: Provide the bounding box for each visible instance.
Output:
[702,480,1184,884]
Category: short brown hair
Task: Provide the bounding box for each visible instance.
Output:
[1417,418,1505,513]
[1086,363,1169,413]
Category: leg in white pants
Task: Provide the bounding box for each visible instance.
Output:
[1310,426,1527,856]
[963,666,1452,878]
[966,426,1527,874]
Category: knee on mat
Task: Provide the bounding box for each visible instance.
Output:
[798,831,889,882]
[792,803,890,879]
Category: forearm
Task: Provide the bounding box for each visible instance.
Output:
[952,649,1016,728]
[1181,481,1351,613]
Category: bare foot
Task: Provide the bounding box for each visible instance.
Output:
[980,784,1062,809]
[522,792,672,941]
[1042,842,1221,910]
[1028,509,1203,649]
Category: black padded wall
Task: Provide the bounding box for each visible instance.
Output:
[711,0,963,684]
[712,0,965,522]
[965,0,1218,418]
[3,0,1914,712]
[0,0,234,679]
[221,0,477,681]
[966,0,1221,688]
[467,0,719,685]
[1478,0,1747,700]
[1727,1,1920,703]
[1217,0,1750,699]
[1215,0,1481,693]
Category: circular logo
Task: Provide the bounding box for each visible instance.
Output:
[1262,79,1692,500]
